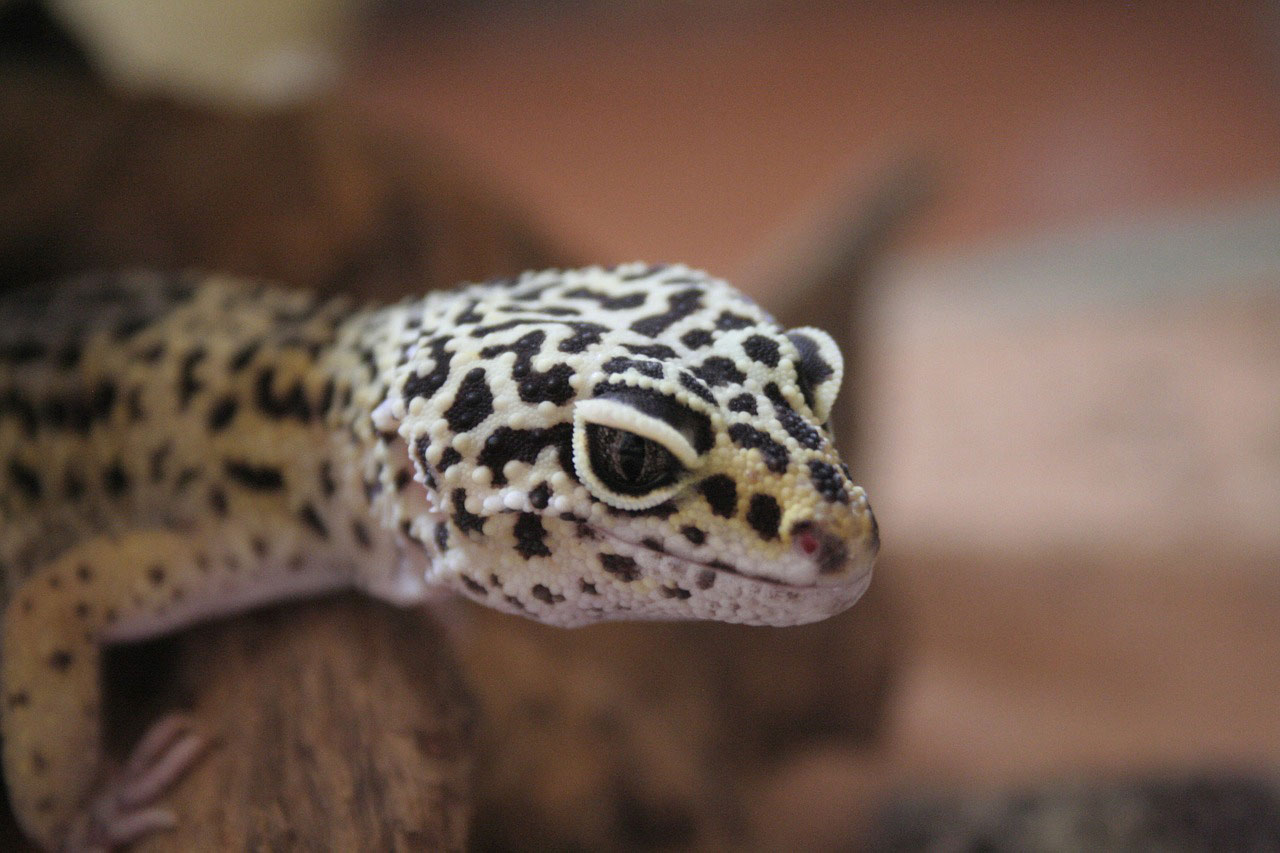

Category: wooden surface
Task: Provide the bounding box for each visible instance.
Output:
[127,597,476,852]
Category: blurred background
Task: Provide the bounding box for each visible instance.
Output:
[4,0,1280,848]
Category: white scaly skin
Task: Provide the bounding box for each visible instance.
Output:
[0,263,877,847]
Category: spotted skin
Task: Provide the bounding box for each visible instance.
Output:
[0,264,876,847]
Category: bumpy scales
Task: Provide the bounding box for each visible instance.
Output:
[0,264,877,847]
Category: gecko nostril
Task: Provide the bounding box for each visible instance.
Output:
[792,522,846,572]
[796,528,821,556]
[791,521,820,552]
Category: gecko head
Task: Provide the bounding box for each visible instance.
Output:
[384,264,877,627]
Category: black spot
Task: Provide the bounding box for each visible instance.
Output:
[660,585,691,600]
[480,331,575,405]
[147,564,166,585]
[175,468,200,492]
[564,286,647,310]
[393,467,412,491]
[728,393,757,414]
[602,357,664,379]
[695,570,716,590]
[477,424,575,485]
[715,311,754,330]
[454,299,484,325]
[148,444,171,482]
[0,389,38,437]
[461,576,486,595]
[64,469,84,499]
[208,396,238,431]
[113,316,150,340]
[622,343,677,360]
[209,486,228,515]
[41,396,69,430]
[699,475,738,518]
[808,460,851,504]
[444,368,495,432]
[0,340,45,364]
[320,461,337,497]
[56,342,82,370]
[599,553,640,582]
[48,650,73,672]
[680,526,706,545]
[437,447,463,472]
[126,386,145,421]
[680,329,714,349]
[765,383,823,449]
[224,460,284,491]
[254,367,312,423]
[514,512,552,559]
[529,482,551,510]
[251,537,269,557]
[316,378,335,416]
[469,319,607,355]
[103,462,129,496]
[591,382,714,454]
[228,340,261,372]
[641,537,665,553]
[91,380,117,424]
[746,494,782,539]
[531,584,564,604]
[728,423,790,473]
[743,334,780,367]
[559,322,610,353]
[451,488,486,534]
[76,564,93,583]
[692,356,746,387]
[434,522,449,551]
[402,336,454,401]
[787,331,836,410]
[521,362,575,405]
[299,503,329,538]
[580,580,598,595]
[678,372,717,405]
[630,288,704,337]
[352,521,373,549]
[177,348,206,408]
[137,342,166,363]
[7,691,30,709]
[8,459,41,500]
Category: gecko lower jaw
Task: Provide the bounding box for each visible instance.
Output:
[588,524,873,592]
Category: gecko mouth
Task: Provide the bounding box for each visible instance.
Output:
[586,524,851,591]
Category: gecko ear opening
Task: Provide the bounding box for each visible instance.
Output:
[572,397,696,511]
[785,327,844,423]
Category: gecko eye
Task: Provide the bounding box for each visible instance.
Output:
[586,424,682,496]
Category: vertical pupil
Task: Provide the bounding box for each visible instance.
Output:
[617,433,648,482]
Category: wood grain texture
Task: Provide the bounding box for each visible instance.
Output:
[125,596,476,852]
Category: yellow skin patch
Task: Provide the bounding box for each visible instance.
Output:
[0,264,876,846]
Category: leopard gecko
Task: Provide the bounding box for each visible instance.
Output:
[0,264,878,848]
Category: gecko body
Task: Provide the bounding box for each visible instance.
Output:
[0,264,877,847]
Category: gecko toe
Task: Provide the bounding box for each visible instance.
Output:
[67,713,209,851]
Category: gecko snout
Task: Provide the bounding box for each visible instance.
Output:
[791,511,878,583]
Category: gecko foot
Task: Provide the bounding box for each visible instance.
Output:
[63,714,209,852]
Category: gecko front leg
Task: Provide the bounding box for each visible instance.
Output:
[2,526,351,848]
